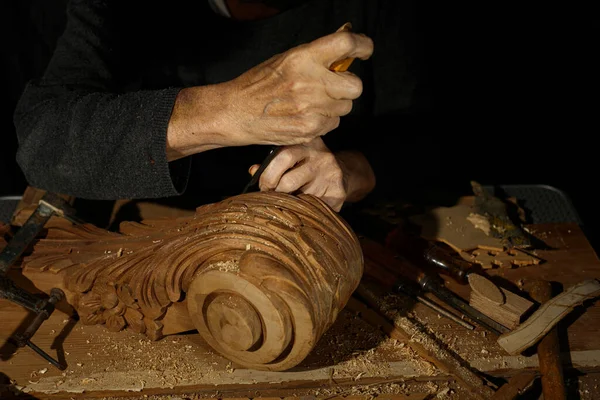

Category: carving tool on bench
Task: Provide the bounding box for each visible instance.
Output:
[393,276,475,330]
[0,192,84,370]
[361,237,511,336]
[242,22,356,194]
[385,226,482,284]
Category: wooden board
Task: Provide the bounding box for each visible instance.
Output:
[2,222,600,399]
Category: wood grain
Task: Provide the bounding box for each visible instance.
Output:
[489,371,537,400]
[14,192,364,371]
[497,279,600,355]
[468,274,534,329]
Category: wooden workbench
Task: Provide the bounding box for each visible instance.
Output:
[2,192,600,399]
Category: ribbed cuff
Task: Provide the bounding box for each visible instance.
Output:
[149,87,191,197]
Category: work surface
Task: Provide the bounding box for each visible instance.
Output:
[2,198,600,399]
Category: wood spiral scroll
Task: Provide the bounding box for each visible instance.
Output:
[18,192,364,371]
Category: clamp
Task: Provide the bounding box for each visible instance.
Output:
[0,192,84,370]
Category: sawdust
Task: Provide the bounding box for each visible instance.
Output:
[307,379,456,399]
[20,307,438,395]
[89,379,459,400]
[209,260,240,273]
[21,325,229,394]
[304,308,436,380]
[378,292,507,369]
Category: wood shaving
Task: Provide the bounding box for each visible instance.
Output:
[467,213,491,236]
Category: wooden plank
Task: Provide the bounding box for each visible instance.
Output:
[489,371,537,400]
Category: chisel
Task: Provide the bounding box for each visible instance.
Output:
[361,237,511,336]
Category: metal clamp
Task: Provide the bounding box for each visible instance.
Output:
[0,193,82,370]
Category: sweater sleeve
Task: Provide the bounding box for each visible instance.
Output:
[13,0,190,200]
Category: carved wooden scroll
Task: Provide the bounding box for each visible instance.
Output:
[18,192,364,371]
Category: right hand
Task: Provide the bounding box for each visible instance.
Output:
[219,30,374,147]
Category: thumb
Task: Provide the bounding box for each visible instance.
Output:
[248,164,260,176]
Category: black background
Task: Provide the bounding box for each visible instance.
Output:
[1,1,598,244]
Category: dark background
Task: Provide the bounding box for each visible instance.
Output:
[1,1,598,244]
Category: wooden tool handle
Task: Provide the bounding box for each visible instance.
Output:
[386,228,473,283]
[360,237,428,289]
[329,22,355,72]
[529,280,567,400]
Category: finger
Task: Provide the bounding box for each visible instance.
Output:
[320,187,346,212]
[248,164,260,176]
[317,98,353,117]
[322,71,363,100]
[301,182,344,211]
[259,147,303,190]
[324,197,344,212]
[275,164,315,194]
[309,32,374,67]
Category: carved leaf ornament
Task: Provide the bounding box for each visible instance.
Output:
[22,192,364,370]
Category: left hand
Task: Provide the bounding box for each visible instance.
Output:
[248,138,375,211]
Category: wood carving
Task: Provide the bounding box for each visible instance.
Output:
[497,279,600,355]
[468,274,534,329]
[409,204,542,269]
[17,192,364,371]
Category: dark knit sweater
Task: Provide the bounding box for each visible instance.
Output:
[13,0,417,201]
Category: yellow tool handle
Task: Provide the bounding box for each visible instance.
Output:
[329,22,355,72]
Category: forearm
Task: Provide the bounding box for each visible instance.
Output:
[166,85,235,161]
[14,85,189,200]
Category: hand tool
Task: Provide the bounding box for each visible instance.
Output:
[341,205,484,285]
[0,192,84,370]
[394,276,475,330]
[241,22,356,194]
[361,237,511,336]
[241,146,280,194]
[386,226,478,284]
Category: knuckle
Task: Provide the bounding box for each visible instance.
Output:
[278,175,298,192]
[259,175,276,190]
[278,149,294,165]
[282,48,305,67]
[335,32,356,51]
[300,115,322,136]
[288,79,308,95]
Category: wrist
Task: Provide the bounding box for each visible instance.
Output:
[335,150,376,202]
[166,85,240,161]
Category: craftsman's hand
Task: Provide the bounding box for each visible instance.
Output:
[223,32,373,147]
[248,138,376,211]
[166,30,373,161]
